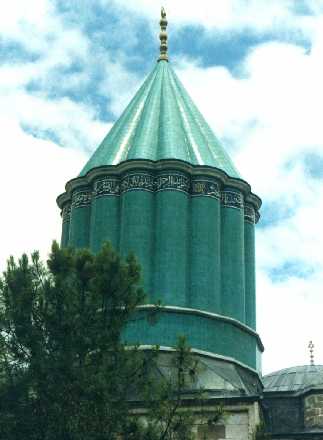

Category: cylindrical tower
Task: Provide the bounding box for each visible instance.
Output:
[189,176,221,313]
[57,11,263,394]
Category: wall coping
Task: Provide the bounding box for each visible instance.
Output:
[136,304,264,352]
[136,344,261,375]
[57,159,262,214]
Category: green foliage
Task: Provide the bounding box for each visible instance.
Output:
[0,242,200,440]
[254,422,271,440]
[206,404,225,426]
[141,336,199,440]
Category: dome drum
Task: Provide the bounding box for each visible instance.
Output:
[263,366,323,434]
[125,305,263,372]
[58,159,262,371]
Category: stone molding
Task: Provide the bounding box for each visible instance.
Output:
[222,190,244,210]
[136,304,264,352]
[94,177,120,196]
[65,174,258,223]
[191,179,221,199]
[62,204,71,223]
[58,160,261,223]
[244,204,256,224]
[92,172,221,198]
[137,344,261,376]
[71,172,254,219]
[71,189,92,209]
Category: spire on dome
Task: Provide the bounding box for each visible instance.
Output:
[158,7,168,62]
[79,60,241,178]
[309,340,315,365]
[78,7,241,178]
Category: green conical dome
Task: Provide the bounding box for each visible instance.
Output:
[58,36,263,376]
[80,60,239,178]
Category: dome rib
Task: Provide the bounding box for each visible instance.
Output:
[159,61,192,162]
[170,67,239,174]
[127,63,163,161]
[263,365,323,393]
[168,66,206,165]
[79,60,240,178]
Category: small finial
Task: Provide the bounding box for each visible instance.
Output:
[158,7,168,62]
[308,340,315,366]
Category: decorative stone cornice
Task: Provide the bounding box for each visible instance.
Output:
[138,345,261,376]
[93,177,120,198]
[222,190,244,210]
[156,172,190,193]
[61,203,71,223]
[71,189,92,208]
[191,179,221,199]
[136,304,264,352]
[244,204,256,224]
[57,160,261,222]
[122,173,155,192]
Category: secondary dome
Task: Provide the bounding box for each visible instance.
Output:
[263,365,323,393]
[79,60,240,178]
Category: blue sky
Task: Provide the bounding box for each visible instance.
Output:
[1,0,323,374]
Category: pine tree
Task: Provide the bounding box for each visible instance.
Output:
[0,242,199,440]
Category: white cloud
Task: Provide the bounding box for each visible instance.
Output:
[2,0,323,374]
[257,270,323,374]
[107,0,318,40]
[0,117,87,270]
[0,0,108,269]
[0,0,151,275]
[0,0,52,40]
[99,57,143,116]
[0,0,89,58]
[172,30,323,372]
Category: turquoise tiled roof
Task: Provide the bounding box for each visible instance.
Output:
[80,60,240,178]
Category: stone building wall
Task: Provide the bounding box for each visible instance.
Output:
[304,393,323,428]
[193,402,260,440]
[262,395,302,433]
[134,401,261,440]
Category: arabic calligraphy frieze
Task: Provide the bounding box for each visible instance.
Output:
[155,173,190,193]
[72,190,92,209]
[121,173,155,193]
[191,179,221,199]
[62,204,71,223]
[221,190,244,210]
[68,173,256,216]
[93,177,120,197]
[244,205,256,224]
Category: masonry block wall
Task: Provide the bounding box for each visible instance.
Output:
[304,393,323,428]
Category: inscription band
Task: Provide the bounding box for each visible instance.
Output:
[70,172,258,222]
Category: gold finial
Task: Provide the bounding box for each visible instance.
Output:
[308,340,315,366]
[158,7,168,62]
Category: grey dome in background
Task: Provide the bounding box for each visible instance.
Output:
[263,365,323,393]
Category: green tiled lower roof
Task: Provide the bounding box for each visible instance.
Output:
[80,61,240,178]
[263,365,323,392]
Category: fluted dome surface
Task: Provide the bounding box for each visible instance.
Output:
[263,365,323,392]
[80,60,240,178]
[58,56,262,373]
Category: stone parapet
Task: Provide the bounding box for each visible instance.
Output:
[304,393,323,428]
